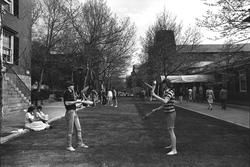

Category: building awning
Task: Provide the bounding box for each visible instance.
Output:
[161,75,215,83]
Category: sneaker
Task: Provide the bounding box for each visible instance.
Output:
[78,143,89,148]
[166,150,177,156]
[115,105,118,108]
[66,146,75,151]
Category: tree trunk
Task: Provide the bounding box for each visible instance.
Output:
[38,68,45,92]
[83,66,89,88]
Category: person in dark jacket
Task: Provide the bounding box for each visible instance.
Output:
[219,86,228,109]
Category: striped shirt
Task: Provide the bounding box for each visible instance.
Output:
[162,88,175,113]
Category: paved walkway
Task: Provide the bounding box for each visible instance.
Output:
[0,98,249,144]
[175,101,250,128]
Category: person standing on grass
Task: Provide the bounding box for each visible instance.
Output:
[107,89,113,106]
[112,87,118,107]
[63,81,93,152]
[206,86,215,110]
[219,86,228,110]
[151,79,177,156]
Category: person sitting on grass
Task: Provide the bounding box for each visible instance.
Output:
[25,106,51,131]
[35,105,49,123]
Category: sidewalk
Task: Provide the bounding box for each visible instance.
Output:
[175,101,250,128]
[0,101,65,144]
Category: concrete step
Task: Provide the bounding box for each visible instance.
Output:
[3,98,24,105]
[3,105,28,114]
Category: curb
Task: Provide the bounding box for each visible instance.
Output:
[175,104,249,129]
[0,115,64,144]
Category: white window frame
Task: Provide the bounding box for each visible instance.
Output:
[2,30,14,64]
[239,70,247,93]
[3,0,14,14]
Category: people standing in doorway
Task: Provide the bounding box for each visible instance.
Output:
[63,81,93,151]
[206,86,215,110]
[219,86,228,110]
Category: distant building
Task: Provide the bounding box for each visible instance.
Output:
[1,0,32,114]
[179,44,250,105]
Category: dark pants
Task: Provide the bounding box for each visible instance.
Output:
[65,110,83,147]
[221,99,227,109]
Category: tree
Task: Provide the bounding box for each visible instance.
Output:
[196,0,250,42]
[64,0,136,90]
[31,0,43,28]
[141,10,202,82]
[32,0,70,90]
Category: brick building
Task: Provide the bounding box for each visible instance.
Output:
[179,44,250,105]
[1,0,32,115]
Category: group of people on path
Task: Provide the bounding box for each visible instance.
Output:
[100,87,118,107]
[176,85,228,111]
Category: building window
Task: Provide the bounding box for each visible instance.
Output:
[239,70,247,92]
[3,0,14,14]
[2,30,14,64]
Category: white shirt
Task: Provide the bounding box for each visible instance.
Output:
[107,91,113,97]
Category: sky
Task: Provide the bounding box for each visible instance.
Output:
[78,0,223,73]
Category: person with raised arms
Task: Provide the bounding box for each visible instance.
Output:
[146,79,177,156]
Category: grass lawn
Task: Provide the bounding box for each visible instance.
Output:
[0,97,249,167]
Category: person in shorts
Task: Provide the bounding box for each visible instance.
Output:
[151,79,177,156]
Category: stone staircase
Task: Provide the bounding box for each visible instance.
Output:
[2,76,31,115]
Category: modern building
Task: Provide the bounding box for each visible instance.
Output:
[1,0,32,115]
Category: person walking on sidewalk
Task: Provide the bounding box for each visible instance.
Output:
[219,86,228,110]
[63,81,93,151]
[188,87,192,102]
[206,86,215,110]
[151,79,177,156]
